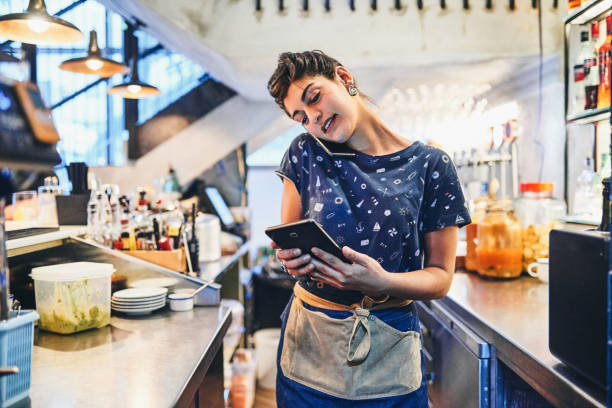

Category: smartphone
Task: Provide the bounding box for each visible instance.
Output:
[265,219,351,263]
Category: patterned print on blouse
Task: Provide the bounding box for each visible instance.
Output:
[275,133,471,305]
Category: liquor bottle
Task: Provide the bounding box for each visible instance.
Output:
[568,0,581,11]
[597,14,611,108]
[598,178,610,232]
[574,31,589,113]
[585,22,600,110]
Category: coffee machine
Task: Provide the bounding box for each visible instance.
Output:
[549,228,610,389]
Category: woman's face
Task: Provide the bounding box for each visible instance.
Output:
[283,68,359,144]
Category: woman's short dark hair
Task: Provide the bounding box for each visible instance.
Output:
[267,50,344,114]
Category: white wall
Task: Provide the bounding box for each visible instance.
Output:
[248,166,284,256]
[479,56,566,199]
[99,0,566,101]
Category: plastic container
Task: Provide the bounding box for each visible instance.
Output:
[31,262,114,334]
[0,310,39,408]
[254,328,281,390]
[476,203,523,279]
[195,214,221,262]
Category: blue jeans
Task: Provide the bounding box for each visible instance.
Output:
[276,296,429,407]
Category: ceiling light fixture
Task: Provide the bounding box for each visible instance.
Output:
[59,31,128,78]
[0,0,83,45]
[107,54,160,99]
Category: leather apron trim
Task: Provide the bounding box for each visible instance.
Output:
[293,283,412,312]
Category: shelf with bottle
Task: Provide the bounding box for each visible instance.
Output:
[566,0,612,25]
[566,9,611,122]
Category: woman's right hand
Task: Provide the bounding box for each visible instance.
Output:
[270,241,315,277]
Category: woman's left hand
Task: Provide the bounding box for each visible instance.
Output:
[310,246,390,295]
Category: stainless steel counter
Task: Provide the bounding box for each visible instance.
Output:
[26,306,231,408]
[441,272,606,408]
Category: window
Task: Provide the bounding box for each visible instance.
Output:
[0,0,209,168]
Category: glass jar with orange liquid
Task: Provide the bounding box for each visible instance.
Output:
[476,202,523,279]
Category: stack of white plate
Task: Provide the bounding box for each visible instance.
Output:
[111,287,168,315]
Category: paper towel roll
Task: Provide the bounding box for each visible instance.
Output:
[196,214,221,262]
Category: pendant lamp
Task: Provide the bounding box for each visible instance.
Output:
[107,54,160,99]
[59,31,128,77]
[0,0,83,45]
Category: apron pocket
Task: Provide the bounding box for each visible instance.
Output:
[280,299,422,400]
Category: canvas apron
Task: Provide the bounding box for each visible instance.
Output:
[280,284,423,400]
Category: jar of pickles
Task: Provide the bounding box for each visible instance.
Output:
[476,202,523,279]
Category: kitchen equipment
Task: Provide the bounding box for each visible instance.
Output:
[30,262,113,334]
[0,310,39,408]
[549,229,609,389]
[195,213,221,262]
[417,301,492,407]
[526,258,549,283]
[476,202,523,279]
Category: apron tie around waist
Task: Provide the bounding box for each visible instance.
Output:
[348,308,371,364]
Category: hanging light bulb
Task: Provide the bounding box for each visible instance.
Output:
[107,53,160,99]
[59,31,128,77]
[0,0,83,45]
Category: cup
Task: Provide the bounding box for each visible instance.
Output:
[12,191,38,221]
[527,258,549,283]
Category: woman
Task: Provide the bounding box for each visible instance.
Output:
[268,50,470,407]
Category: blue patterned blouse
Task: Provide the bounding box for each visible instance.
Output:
[275,133,471,305]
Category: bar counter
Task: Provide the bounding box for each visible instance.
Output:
[441,271,606,408]
[24,305,231,408]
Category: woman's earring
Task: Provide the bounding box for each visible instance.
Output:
[348,84,358,96]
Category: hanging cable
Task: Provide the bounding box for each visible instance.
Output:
[535,0,545,181]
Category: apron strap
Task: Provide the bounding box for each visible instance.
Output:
[347,308,371,364]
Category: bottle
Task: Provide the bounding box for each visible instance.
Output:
[599,177,610,231]
[188,203,200,272]
[87,191,101,242]
[585,22,600,110]
[574,31,589,113]
[573,157,599,219]
[163,166,181,195]
[597,13,611,108]
[568,0,581,11]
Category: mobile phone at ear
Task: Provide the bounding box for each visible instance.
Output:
[265,219,351,264]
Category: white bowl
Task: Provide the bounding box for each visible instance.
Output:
[168,293,194,312]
